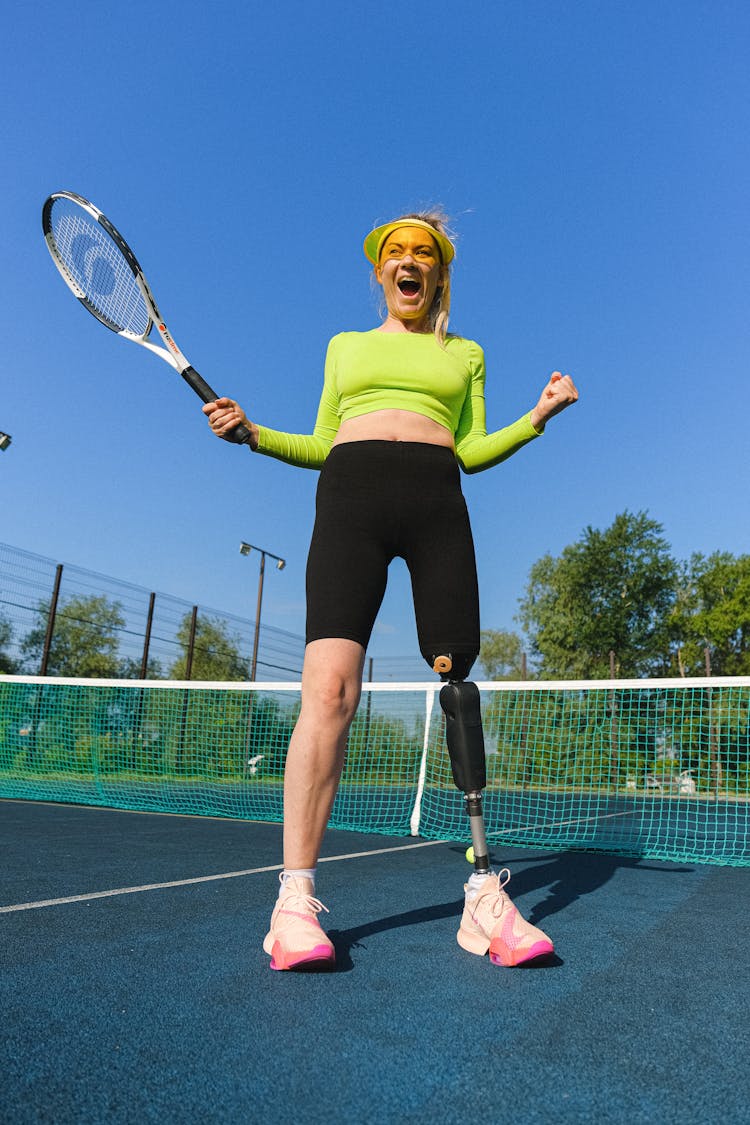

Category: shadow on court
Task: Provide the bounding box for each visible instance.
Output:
[2,799,749,1124]
[330,849,695,972]
[328,898,465,972]
[446,842,695,926]
[329,900,567,972]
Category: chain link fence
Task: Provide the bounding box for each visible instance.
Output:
[0,542,305,681]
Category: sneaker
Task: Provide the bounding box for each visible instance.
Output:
[457,869,554,967]
[262,874,336,971]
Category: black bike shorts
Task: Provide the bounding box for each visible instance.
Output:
[305,440,480,664]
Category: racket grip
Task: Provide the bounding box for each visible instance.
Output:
[182,365,253,446]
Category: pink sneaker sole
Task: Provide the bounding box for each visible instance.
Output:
[267,941,336,972]
[489,937,554,968]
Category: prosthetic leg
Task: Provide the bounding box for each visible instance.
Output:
[430,652,490,875]
[429,653,556,967]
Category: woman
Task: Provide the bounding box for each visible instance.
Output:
[204,211,578,971]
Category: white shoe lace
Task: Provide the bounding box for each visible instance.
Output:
[488,868,513,918]
[277,873,330,921]
[467,867,513,917]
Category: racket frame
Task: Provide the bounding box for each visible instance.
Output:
[42,191,250,441]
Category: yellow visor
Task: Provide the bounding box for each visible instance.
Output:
[363,218,455,265]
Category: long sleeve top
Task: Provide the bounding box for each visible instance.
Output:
[255,330,542,474]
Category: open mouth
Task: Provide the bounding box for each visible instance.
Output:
[397,278,421,296]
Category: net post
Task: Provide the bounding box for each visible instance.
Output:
[705,648,722,798]
[177,607,199,774]
[409,686,437,836]
[363,657,374,755]
[609,650,620,791]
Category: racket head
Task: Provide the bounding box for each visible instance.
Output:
[42,192,157,339]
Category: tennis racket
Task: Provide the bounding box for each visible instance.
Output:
[41,191,251,445]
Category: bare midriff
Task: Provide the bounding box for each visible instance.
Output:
[331,409,455,450]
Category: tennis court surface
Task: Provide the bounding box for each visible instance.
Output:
[3,674,749,1120]
[3,797,748,1124]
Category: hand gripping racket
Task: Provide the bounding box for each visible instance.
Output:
[42,191,251,445]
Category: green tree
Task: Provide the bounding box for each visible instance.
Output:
[671,552,750,676]
[118,656,164,680]
[518,511,677,678]
[478,629,526,680]
[20,594,126,677]
[0,615,18,673]
[169,613,249,681]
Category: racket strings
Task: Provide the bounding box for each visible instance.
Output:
[49,204,150,336]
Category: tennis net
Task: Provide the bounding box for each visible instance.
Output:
[1,674,748,866]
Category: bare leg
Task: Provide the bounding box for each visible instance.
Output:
[282,637,365,871]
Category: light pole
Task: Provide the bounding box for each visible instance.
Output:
[0,432,11,451]
[239,542,286,680]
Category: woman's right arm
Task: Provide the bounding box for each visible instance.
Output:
[202,338,342,469]
[203,398,260,448]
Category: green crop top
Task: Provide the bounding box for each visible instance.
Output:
[255,330,542,474]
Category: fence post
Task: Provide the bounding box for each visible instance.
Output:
[140,592,156,679]
[131,592,157,769]
[185,606,198,681]
[39,564,63,675]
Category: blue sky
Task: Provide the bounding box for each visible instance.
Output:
[2,1,748,673]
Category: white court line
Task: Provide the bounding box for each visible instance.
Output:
[501,810,638,837]
[1,810,636,914]
[0,839,447,914]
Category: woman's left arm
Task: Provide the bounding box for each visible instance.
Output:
[454,345,579,474]
[529,372,579,431]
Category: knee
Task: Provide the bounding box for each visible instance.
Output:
[304,666,361,727]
